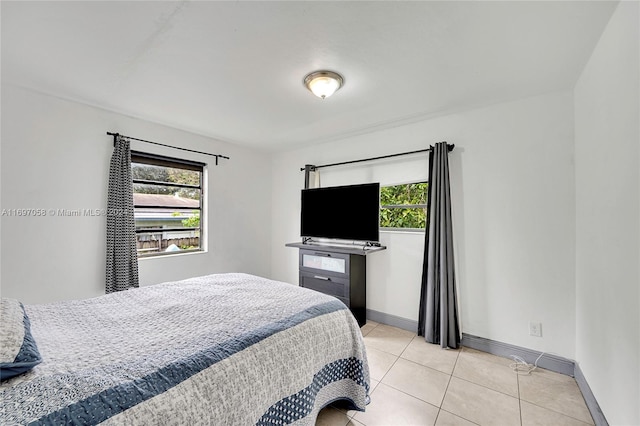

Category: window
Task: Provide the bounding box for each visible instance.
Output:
[131,152,204,257]
[380,182,428,230]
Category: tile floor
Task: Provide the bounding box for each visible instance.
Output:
[317,321,594,426]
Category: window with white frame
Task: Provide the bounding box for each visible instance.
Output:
[380,182,428,230]
[131,152,204,257]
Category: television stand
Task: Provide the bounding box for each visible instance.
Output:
[295,239,385,253]
[285,242,386,326]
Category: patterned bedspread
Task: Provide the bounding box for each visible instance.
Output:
[0,273,369,425]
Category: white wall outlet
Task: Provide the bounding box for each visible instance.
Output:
[529,322,542,337]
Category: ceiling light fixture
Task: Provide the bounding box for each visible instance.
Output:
[303,70,344,99]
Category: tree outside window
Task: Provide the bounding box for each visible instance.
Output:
[380,182,428,229]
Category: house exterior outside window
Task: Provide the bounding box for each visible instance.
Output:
[131,152,204,257]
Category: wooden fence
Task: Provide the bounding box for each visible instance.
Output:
[137,237,199,254]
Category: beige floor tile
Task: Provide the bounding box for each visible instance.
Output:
[520,400,594,426]
[353,383,439,426]
[382,358,451,407]
[452,352,519,397]
[364,324,415,356]
[316,406,351,426]
[331,402,355,418]
[344,405,360,419]
[345,328,595,426]
[335,379,380,418]
[435,410,478,426]
[522,366,576,384]
[400,336,460,375]
[344,406,360,419]
[361,323,377,337]
[519,369,593,424]
[459,347,513,367]
[345,407,363,419]
[441,377,520,426]
[366,347,398,381]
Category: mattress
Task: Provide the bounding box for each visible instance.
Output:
[0,273,369,425]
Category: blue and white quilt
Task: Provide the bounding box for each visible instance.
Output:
[0,273,369,425]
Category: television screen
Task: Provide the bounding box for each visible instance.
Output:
[301,183,380,242]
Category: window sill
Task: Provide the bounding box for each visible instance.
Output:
[380,228,425,235]
[138,249,207,260]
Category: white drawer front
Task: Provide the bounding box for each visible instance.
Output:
[302,254,346,274]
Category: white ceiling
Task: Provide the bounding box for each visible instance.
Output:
[2,1,618,152]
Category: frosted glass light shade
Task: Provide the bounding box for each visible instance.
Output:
[304,71,344,99]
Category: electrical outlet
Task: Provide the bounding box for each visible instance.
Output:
[529,322,542,337]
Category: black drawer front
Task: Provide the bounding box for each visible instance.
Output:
[300,273,349,298]
[335,295,350,307]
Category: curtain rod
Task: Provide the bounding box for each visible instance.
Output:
[299,143,453,172]
[107,132,230,166]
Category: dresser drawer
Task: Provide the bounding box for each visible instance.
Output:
[299,249,350,278]
[300,272,349,298]
[335,295,350,307]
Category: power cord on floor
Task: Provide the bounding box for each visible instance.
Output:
[509,352,545,375]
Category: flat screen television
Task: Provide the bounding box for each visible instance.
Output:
[300,182,380,243]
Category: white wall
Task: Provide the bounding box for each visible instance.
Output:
[272,90,577,358]
[574,2,640,424]
[0,85,272,303]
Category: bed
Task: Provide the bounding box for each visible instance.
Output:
[0,273,370,425]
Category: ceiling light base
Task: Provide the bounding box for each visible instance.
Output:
[304,70,344,99]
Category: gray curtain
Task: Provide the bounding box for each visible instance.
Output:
[105,136,139,293]
[417,142,460,349]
